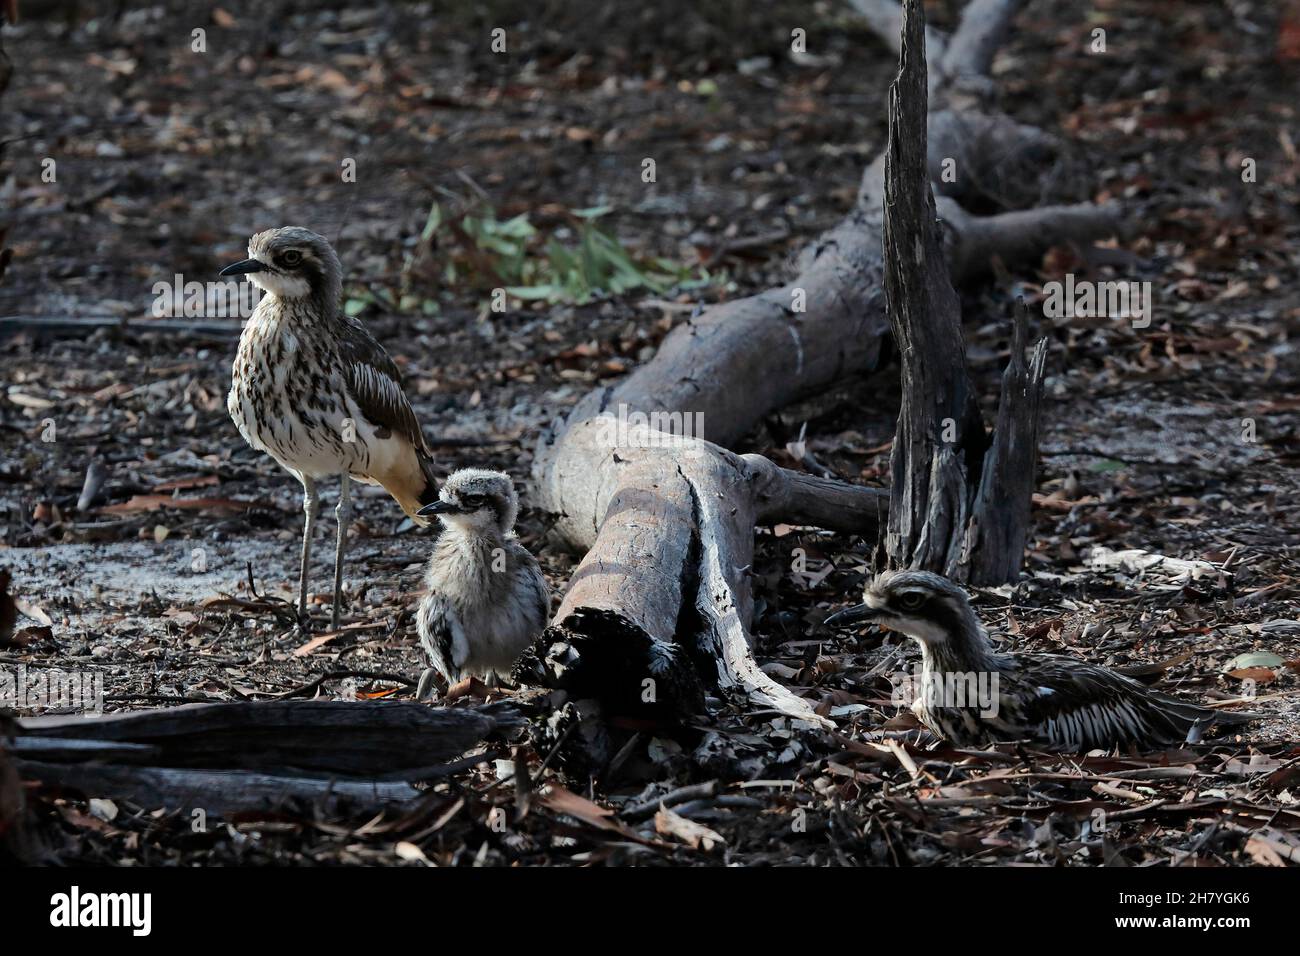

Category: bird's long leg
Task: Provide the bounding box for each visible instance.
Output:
[331,473,352,631]
[298,478,320,626]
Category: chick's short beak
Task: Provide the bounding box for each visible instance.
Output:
[417,499,460,518]
[219,257,265,277]
[824,603,879,629]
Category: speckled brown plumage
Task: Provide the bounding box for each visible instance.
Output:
[223,226,438,628]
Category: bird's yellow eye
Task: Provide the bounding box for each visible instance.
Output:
[897,591,925,611]
[281,249,303,266]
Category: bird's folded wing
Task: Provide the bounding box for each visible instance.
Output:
[338,320,428,452]
[1008,656,1192,745]
[418,592,468,674]
[526,561,551,628]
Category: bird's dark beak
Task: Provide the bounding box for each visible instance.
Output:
[219,257,265,277]
[825,603,879,628]
[417,500,460,517]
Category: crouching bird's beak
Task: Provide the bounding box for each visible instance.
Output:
[219,257,265,277]
[824,603,878,628]
[417,500,460,517]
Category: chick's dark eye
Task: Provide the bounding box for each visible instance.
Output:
[280,250,303,267]
[462,494,486,508]
[897,592,925,611]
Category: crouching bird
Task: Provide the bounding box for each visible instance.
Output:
[826,570,1258,751]
[415,469,550,697]
[222,227,439,630]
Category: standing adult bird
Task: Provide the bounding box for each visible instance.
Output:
[414,469,549,696]
[826,570,1258,751]
[222,226,439,629]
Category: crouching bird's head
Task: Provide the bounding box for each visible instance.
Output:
[824,569,980,648]
[418,469,518,536]
[219,226,342,304]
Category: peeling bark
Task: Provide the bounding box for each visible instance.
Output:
[960,299,1048,583]
[882,4,987,575]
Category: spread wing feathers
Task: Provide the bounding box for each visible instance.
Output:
[416,591,468,683]
[1003,655,1224,749]
[337,319,428,453]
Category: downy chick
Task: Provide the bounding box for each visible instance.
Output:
[415,469,549,695]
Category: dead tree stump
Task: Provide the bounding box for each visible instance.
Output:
[12,699,523,815]
[882,0,1049,584]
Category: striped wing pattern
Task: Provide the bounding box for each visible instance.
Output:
[1000,655,1201,749]
[919,654,1234,751]
[337,318,428,453]
[417,591,467,683]
[523,559,551,633]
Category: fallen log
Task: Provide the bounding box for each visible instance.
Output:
[1,713,45,864]
[526,442,888,724]
[13,699,522,814]
[527,0,1119,728]
[15,761,426,815]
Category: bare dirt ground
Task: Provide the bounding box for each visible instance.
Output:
[2,0,1299,865]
